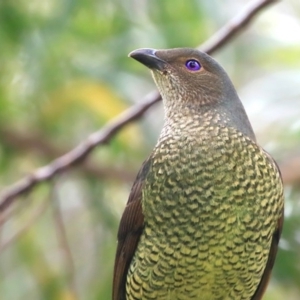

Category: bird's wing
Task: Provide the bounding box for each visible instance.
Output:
[251,213,284,300]
[252,152,284,300]
[112,158,151,300]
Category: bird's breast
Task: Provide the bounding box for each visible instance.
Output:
[126,123,283,299]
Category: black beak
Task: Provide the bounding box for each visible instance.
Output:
[129,48,166,71]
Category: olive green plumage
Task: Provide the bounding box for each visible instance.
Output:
[113,48,284,300]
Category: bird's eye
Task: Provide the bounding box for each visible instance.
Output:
[185,59,201,71]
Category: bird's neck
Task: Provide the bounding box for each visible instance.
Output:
[163,105,226,131]
[163,100,256,141]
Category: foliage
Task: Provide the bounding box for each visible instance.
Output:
[0,0,300,299]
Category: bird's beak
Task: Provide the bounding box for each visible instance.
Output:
[129,48,167,71]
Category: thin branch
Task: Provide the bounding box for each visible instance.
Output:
[0,0,279,210]
[0,91,159,210]
[200,0,279,53]
[1,127,135,182]
[51,185,79,300]
[0,194,50,253]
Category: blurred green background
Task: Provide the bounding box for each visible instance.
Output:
[0,0,299,299]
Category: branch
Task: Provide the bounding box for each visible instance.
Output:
[0,195,50,252]
[1,127,135,182]
[0,91,159,210]
[51,186,79,300]
[0,0,279,210]
[200,0,279,53]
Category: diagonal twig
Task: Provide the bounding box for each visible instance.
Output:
[0,0,279,211]
[51,184,79,300]
[0,195,50,253]
[0,91,160,210]
[200,0,279,53]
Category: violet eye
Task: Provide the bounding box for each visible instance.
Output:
[185,59,201,71]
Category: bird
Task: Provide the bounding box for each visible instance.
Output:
[112,48,284,300]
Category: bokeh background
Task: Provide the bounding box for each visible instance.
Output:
[0,0,299,299]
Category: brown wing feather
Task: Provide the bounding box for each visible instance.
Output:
[112,159,151,300]
[251,213,284,300]
[252,152,284,300]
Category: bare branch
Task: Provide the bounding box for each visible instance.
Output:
[0,91,159,210]
[0,195,50,253]
[1,127,135,182]
[51,185,79,300]
[200,0,279,53]
[0,0,279,210]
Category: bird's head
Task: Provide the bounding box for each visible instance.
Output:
[129,48,255,139]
